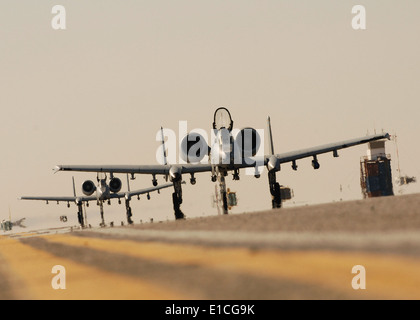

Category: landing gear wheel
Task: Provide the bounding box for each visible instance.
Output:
[126,207,133,225]
[99,202,106,227]
[77,210,84,228]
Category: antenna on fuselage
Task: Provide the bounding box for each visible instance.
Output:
[267,116,275,155]
[160,127,168,166]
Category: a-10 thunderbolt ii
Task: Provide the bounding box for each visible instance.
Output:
[55,107,389,220]
[21,174,173,227]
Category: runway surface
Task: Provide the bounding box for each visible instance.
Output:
[1,193,420,300]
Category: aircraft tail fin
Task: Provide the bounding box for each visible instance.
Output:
[160,127,169,181]
[72,176,76,197]
[13,218,26,228]
[126,174,131,192]
[160,127,168,166]
[267,116,275,155]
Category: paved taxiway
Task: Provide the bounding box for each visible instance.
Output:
[1,193,420,299]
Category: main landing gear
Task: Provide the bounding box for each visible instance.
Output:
[172,179,185,220]
[99,201,106,227]
[125,199,133,225]
[218,172,229,215]
[76,203,85,228]
[268,170,282,209]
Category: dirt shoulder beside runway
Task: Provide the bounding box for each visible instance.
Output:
[131,193,420,233]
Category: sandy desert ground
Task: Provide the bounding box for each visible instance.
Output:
[1,193,420,300]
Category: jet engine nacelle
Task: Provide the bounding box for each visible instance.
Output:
[82,180,96,196]
[180,132,210,164]
[109,177,122,193]
[235,127,261,157]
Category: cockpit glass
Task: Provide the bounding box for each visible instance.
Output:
[213,107,233,131]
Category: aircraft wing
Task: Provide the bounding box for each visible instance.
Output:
[20,195,97,203]
[126,182,174,197]
[108,182,175,199]
[55,164,214,175]
[271,133,390,165]
[55,133,389,175]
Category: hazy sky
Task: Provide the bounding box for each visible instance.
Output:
[1,1,419,229]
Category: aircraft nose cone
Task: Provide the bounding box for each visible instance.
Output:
[98,186,110,200]
[267,155,280,172]
[169,166,182,181]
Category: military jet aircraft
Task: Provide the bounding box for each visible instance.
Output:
[21,174,173,227]
[55,107,389,219]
